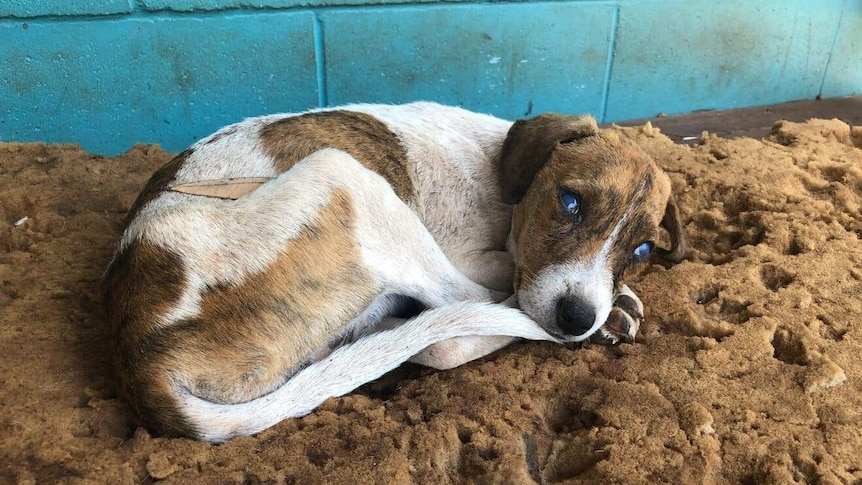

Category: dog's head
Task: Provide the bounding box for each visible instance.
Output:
[500,114,686,342]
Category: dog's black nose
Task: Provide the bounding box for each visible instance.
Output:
[556,296,596,336]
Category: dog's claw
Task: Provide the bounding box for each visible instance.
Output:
[588,285,643,346]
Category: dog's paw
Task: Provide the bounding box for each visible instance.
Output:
[589,285,643,345]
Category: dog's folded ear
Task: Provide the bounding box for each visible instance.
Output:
[499,113,599,204]
[655,195,687,264]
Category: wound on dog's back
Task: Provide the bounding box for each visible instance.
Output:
[124,149,191,224]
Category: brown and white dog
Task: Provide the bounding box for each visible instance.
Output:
[104,102,686,442]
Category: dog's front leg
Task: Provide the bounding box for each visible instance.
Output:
[409,335,518,370]
[356,196,501,308]
[363,223,525,369]
[457,250,516,293]
[348,170,537,368]
[587,284,643,345]
[407,293,521,370]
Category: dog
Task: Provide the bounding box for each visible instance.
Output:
[104,102,686,442]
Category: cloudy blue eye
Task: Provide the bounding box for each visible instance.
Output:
[559,191,580,215]
[633,241,654,261]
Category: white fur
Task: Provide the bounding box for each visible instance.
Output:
[331,103,516,282]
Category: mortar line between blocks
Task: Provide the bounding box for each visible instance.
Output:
[818,0,846,96]
[313,14,328,108]
[599,5,619,123]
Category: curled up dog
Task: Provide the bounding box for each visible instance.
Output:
[104,102,686,442]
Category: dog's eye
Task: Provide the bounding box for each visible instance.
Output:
[633,241,654,262]
[559,191,580,215]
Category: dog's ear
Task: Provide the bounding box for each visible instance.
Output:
[499,113,598,204]
[655,195,687,264]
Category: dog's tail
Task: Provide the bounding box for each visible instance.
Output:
[175,301,558,442]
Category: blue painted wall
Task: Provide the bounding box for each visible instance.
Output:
[1,0,859,155]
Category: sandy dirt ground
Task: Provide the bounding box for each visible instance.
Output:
[2,119,862,484]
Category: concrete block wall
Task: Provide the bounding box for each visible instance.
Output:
[1,0,859,155]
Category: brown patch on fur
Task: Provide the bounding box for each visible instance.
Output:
[512,130,672,291]
[499,113,598,204]
[260,111,415,203]
[106,189,378,437]
[103,239,193,436]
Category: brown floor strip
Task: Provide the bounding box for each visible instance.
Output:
[608,96,862,144]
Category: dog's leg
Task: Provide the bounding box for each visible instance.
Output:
[353,189,505,309]
[340,317,520,372]
[457,250,515,293]
[587,284,643,345]
[340,293,523,371]
[409,334,518,370]
[408,293,520,369]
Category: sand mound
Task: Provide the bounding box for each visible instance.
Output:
[2,119,861,484]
